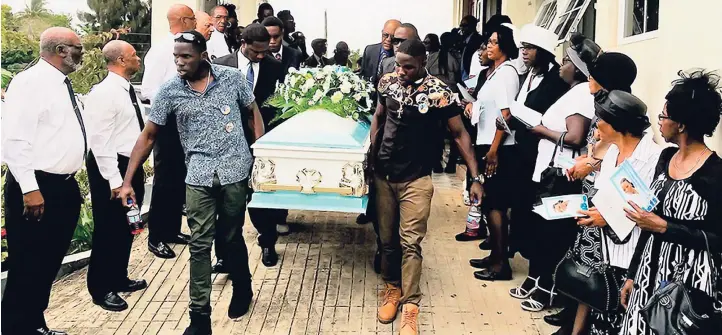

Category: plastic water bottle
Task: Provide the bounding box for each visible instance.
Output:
[126,199,144,235]
[466,205,482,232]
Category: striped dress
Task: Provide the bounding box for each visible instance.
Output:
[621,148,722,335]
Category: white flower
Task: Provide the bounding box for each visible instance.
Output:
[353,93,362,101]
[331,91,344,104]
[340,80,353,94]
[295,97,303,104]
[308,99,315,105]
[322,65,334,73]
[301,78,315,93]
[288,67,298,74]
[312,89,325,102]
[290,75,299,87]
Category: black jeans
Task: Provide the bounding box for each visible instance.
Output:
[1,172,82,334]
[86,153,145,300]
[148,116,186,243]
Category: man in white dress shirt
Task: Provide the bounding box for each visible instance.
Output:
[1,27,85,335]
[83,41,149,312]
[207,5,231,60]
[195,11,213,41]
[141,4,195,259]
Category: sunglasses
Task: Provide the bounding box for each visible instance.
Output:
[391,37,407,45]
[658,114,672,120]
[174,32,199,42]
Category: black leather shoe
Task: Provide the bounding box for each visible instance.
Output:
[93,292,128,312]
[228,287,253,319]
[373,249,381,274]
[261,247,278,267]
[473,266,512,281]
[455,230,487,241]
[183,311,212,335]
[469,257,492,269]
[34,327,68,335]
[478,239,491,250]
[213,259,229,273]
[149,240,176,259]
[356,214,370,225]
[544,306,575,327]
[167,233,190,245]
[118,279,148,293]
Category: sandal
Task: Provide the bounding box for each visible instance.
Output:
[520,287,555,312]
[508,276,539,299]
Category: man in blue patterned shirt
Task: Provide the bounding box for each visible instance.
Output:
[119,30,264,335]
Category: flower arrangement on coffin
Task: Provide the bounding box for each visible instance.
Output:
[265,65,375,124]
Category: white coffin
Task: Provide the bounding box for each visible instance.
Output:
[247,110,370,213]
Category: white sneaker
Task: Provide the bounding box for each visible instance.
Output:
[276,223,290,235]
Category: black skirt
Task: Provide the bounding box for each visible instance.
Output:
[475,144,518,211]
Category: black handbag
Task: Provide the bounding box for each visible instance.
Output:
[553,228,621,312]
[640,231,722,335]
[537,132,582,203]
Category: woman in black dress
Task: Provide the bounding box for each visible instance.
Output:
[621,70,722,335]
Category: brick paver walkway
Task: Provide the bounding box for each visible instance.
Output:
[45,174,557,334]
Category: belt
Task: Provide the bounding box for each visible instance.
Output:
[35,170,76,180]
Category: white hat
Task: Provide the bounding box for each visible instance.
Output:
[519,24,558,55]
[501,23,523,48]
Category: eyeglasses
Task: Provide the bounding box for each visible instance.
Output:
[382,32,392,40]
[61,44,84,51]
[391,37,407,45]
[181,16,196,22]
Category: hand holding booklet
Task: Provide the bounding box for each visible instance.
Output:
[510,101,542,128]
[592,160,659,240]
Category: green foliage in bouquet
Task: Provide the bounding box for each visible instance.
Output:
[265,65,375,125]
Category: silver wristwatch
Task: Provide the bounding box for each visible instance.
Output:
[471,174,485,185]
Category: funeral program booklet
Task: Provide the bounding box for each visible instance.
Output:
[510,101,542,128]
[592,160,660,240]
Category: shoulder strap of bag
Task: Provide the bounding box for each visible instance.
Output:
[548,132,567,168]
[701,231,718,296]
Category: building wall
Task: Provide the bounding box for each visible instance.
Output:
[498,0,722,151]
[595,0,722,151]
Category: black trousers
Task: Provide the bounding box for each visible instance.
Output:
[148,116,186,243]
[1,171,82,334]
[214,187,281,260]
[85,153,145,300]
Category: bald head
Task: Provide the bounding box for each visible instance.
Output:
[103,40,140,78]
[167,4,195,34]
[196,11,213,40]
[40,27,80,55]
[381,19,401,51]
[39,27,83,74]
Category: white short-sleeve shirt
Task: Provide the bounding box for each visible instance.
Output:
[532,84,595,182]
[472,61,520,145]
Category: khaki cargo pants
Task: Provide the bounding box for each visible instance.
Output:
[374,175,434,305]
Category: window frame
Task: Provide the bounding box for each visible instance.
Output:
[618,0,660,44]
[533,0,594,43]
[534,0,559,30]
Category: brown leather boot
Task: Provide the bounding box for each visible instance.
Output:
[399,303,419,335]
[377,283,401,324]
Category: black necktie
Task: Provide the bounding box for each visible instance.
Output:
[64,77,87,158]
[128,83,145,130]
